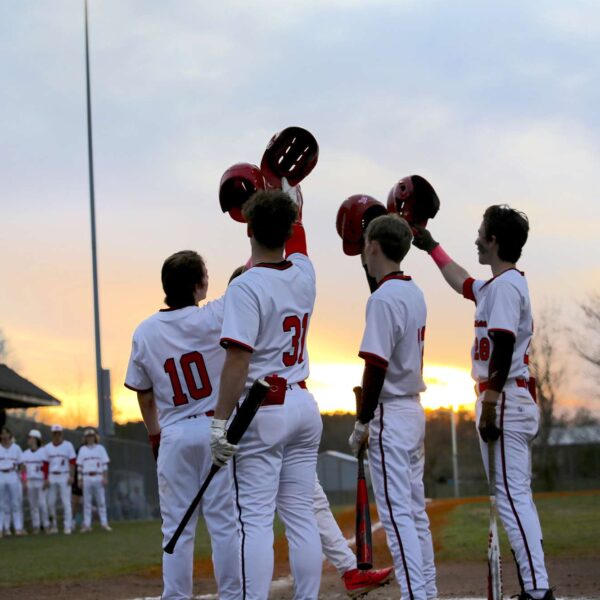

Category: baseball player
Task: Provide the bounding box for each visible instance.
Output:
[125,250,242,600]
[43,424,76,534]
[0,426,25,536]
[77,428,111,532]
[22,429,50,533]
[347,214,437,600]
[412,204,553,600]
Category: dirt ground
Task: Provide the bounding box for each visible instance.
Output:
[4,557,599,600]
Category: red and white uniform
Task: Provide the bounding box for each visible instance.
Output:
[22,447,50,530]
[464,269,549,592]
[125,298,241,600]
[43,440,76,533]
[359,273,436,600]
[0,442,24,533]
[77,444,110,528]
[220,225,323,600]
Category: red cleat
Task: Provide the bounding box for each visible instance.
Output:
[342,567,395,598]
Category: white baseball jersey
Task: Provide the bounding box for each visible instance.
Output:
[44,440,76,474]
[463,268,532,384]
[0,443,23,472]
[125,298,226,429]
[77,444,110,475]
[359,273,427,399]
[220,253,316,388]
[22,448,46,481]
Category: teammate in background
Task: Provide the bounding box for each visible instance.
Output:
[71,436,84,529]
[43,424,76,534]
[125,251,241,600]
[0,426,26,536]
[77,428,111,532]
[22,429,50,534]
[212,188,323,600]
[412,205,553,600]
[348,215,437,600]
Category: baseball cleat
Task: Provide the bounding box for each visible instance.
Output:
[64,529,72,535]
[342,567,395,598]
[101,525,113,532]
[513,590,556,600]
[79,526,91,533]
[15,530,27,536]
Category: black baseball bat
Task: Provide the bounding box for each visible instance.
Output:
[163,378,270,554]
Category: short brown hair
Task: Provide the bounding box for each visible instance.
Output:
[366,214,412,262]
[242,190,298,249]
[482,205,529,263]
[161,250,206,308]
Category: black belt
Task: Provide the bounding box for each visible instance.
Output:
[84,472,100,476]
[0,469,14,473]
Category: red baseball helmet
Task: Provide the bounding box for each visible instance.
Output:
[219,162,266,223]
[261,127,319,189]
[387,175,440,228]
[336,195,388,256]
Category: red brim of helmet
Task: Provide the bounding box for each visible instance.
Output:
[342,238,362,256]
[228,207,245,223]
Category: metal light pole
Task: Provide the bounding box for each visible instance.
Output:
[450,403,460,497]
[84,0,111,436]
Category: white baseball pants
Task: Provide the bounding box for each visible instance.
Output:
[367,398,437,600]
[82,477,108,527]
[313,476,355,575]
[233,388,323,600]
[0,473,24,532]
[477,387,549,592]
[158,416,241,600]
[26,479,50,530]
[47,476,73,532]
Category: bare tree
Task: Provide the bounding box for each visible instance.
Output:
[529,308,565,490]
[577,293,600,383]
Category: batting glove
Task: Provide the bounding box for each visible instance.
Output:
[348,421,369,457]
[411,225,439,253]
[148,432,161,462]
[478,401,502,442]
[210,419,239,467]
[281,177,303,221]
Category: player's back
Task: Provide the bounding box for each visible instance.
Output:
[125,298,225,429]
[221,254,316,387]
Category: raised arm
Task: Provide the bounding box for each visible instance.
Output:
[412,226,471,294]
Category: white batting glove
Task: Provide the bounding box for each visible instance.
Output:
[210,419,238,467]
[281,177,303,219]
[348,421,369,457]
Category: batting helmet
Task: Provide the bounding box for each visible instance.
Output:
[219,162,266,223]
[336,195,388,256]
[261,126,319,189]
[387,175,440,228]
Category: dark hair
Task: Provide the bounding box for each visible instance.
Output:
[365,214,413,262]
[228,265,246,284]
[482,205,529,263]
[242,190,298,249]
[161,250,207,308]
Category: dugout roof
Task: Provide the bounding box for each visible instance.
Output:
[0,364,61,409]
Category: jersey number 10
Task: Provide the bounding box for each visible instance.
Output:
[164,352,213,407]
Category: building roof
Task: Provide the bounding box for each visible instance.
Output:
[548,425,600,446]
[0,364,61,409]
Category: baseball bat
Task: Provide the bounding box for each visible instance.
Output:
[163,378,270,554]
[353,386,373,570]
[487,440,503,599]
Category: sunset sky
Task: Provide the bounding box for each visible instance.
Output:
[1,1,599,426]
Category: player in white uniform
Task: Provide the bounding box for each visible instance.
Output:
[211,188,323,600]
[125,250,241,600]
[43,424,76,534]
[413,204,553,600]
[347,215,437,600]
[77,428,111,532]
[0,426,26,536]
[22,429,50,533]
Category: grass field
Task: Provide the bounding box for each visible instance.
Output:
[0,491,598,589]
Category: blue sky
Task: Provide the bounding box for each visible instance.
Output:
[1,1,598,421]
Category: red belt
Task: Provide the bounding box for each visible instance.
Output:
[261,379,307,407]
[477,378,528,395]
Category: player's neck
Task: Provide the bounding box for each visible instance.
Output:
[373,260,402,284]
[490,257,517,277]
[1,441,10,448]
[251,245,285,265]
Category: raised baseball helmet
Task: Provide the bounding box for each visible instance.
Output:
[387,175,440,228]
[336,195,388,256]
[219,162,266,223]
[261,126,319,189]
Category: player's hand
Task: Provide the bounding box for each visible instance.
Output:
[348,421,369,457]
[281,177,303,221]
[412,225,439,253]
[148,432,161,462]
[210,419,239,467]
[478,401,502,442]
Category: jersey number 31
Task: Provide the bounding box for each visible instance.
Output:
[164,352,212,407]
